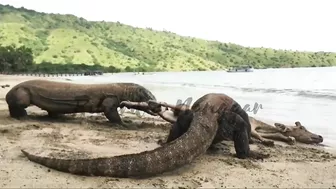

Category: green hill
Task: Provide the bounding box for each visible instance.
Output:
[1,4,335,72]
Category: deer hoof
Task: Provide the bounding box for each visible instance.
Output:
[288,136,296,145]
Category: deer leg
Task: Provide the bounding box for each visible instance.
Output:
[274,123,291,133]
[251,129,275,146]
[120,101,161,116]
[259,133,296,145]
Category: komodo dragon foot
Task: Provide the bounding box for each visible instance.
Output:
[8,105,28,119]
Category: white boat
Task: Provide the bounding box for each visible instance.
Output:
[227,65,254,73]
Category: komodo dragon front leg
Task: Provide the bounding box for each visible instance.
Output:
[101,95,159,128]
[7,87,30,119]
[100,95,125,124]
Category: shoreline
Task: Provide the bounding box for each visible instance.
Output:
[3,66,330,74]
[1,74,336,188]
[1,66,336,77]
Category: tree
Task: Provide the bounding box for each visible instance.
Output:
[0,45,34,72]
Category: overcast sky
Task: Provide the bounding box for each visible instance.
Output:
[0,0,335,52]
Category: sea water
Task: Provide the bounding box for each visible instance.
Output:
[68,67,336,148]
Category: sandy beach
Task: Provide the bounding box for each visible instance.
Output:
[1,74,336,188]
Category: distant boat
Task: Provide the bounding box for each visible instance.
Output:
[227,65,254,73]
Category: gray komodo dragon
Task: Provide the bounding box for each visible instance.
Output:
[5,79,157,124]
[21,93,251,178]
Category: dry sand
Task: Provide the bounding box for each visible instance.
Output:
[1,75,336,188]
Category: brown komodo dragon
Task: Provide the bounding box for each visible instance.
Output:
[21,93,251,178]
[5,79,157,124]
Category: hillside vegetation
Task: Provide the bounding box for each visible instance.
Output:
[1,4,336,72]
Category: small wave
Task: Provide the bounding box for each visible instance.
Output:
[296,91,336,100]
[145,81,336,100]
[238,87,336,100]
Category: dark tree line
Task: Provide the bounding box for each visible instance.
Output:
[0,45,123,74]
[0,44,34,72]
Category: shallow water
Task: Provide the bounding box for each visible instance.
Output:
[68,67,336,148]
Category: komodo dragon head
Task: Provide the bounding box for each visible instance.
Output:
[125,84,157,102]
[274,121,323,144]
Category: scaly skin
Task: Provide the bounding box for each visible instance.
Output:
[120,93,253,148]
[5,79,156,123]
[20,93,250,178]
[150,94,251,155]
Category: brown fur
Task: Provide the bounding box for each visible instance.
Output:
[249,117,323,146]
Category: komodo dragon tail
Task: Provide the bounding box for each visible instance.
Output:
[21,102,219,178]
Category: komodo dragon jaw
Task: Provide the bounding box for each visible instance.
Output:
[20,102,219,178]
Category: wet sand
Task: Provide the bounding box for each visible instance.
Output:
[1,75,336,188]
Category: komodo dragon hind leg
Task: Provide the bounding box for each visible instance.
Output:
[8,87,30,119]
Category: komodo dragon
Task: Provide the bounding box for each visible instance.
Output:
[121,97,262,147]
[21,93,251,178]
[249,117,323,145]
[122,100,323,146]
[5,79,157,124]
